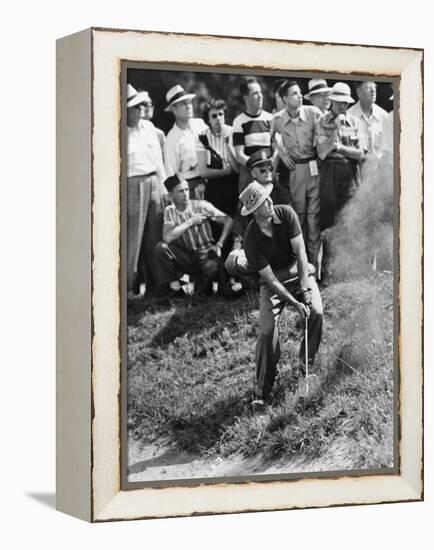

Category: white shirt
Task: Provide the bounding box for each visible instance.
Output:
[380,111,394,156]
[164,118,207,179]
[127,120,166,181]
[347,101,389,157]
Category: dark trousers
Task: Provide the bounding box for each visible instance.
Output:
[154,241,225,287]
[320,159,360,230]
[256,267,323,399]
[187,177,205,200]
[204,173,239,216]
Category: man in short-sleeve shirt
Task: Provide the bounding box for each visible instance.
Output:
[232,78,273,194]
[154,174,233,295]
[270,80,323,267]
[315,82,366,230]
[347,81,388,185]
[163,85,207,199]
[240,182,323,406]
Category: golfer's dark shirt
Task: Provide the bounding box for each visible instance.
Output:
[244,205,302,273]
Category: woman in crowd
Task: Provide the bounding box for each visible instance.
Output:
[196,99,239,216]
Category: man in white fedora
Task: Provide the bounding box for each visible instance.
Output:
[315,82,366,231]
[126,85,167,297]
[347,81,388,185]
[304,79,332,114]
[132,86,166,152]
[240,181,323,407]
[163,84,207,200]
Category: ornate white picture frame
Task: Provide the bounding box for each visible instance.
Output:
[56,27,423,522]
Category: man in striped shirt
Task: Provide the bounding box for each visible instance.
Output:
[232,78,274,194]
[155,174,234,295]
[232,78,273,243]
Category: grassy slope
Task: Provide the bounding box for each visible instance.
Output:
[127,272,394,472]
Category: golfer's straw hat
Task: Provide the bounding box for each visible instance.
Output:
[240,181,273,216]
[328,82,355,104]
[304,79,332,100]
[164,84,196,112]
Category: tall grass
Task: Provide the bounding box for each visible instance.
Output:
[128,272,394,472]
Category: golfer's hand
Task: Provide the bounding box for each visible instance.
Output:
[294,301,310,319]
[189,214,207,226]
[302,288,313,307]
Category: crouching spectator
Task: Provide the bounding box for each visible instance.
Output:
[155,174,234,296]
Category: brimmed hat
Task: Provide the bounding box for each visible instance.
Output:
[329,82,355,104]
[164,84,196,112]
[164,174,186,192]
[240,181,273,216]
[246,148,273,171]
[127,84,137,99]
[127,86,152,108]
[304,79,332,100]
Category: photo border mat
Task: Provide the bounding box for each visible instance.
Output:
[120,61,400,491]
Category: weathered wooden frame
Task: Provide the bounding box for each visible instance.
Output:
[56,27,423,522]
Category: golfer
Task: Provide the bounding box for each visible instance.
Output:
[240,181,323,407]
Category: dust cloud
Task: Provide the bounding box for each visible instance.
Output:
[327,152,394,280]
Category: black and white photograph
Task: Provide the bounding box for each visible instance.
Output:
[124,65,396,485]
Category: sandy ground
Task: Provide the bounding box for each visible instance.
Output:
[127,436,356,482]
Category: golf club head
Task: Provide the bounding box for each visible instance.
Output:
[298,373,321,401]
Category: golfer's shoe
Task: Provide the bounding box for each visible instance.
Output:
[251,397,266,410]
[168,287,187,299]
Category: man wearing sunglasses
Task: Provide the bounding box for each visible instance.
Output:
[224,148,278,282]
[137,90,166,152]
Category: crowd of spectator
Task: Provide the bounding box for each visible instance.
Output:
[127,76,393,299]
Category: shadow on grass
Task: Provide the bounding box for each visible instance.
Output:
[167,392,250,454]
[140,295,252,348]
